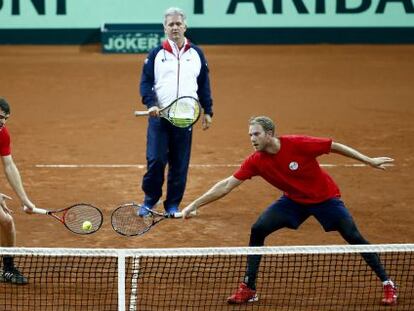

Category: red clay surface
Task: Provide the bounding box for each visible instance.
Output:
[0,44,413,250]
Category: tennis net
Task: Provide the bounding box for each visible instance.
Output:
[0,244,413,310]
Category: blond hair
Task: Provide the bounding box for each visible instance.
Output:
[249,116,275,135]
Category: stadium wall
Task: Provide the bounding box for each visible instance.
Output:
[0,0,413,44]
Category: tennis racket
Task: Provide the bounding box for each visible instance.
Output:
[134,96,201,128]
[111,202,196,237]
[31,204,103,235]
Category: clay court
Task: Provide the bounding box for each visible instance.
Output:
[0,44,413,309]
[1,43,412,248]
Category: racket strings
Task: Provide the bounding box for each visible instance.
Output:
[64,204,103,234]
[167,97,200,127]
[111,204,154,236]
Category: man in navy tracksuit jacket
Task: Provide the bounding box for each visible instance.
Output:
[139,7,213,216]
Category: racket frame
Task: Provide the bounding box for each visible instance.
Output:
[111,202,196,237]
[134,96,201,128]
[31,204,103,235]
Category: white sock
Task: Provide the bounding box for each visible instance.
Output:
[383,280,394,286]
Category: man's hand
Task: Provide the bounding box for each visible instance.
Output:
[22,200,36,214]
[367,157,394,170]
[148,106,160,117]
[202,114,212,130]
[0,193,13,214]
[182,203,197,219]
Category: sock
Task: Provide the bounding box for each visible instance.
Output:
[382,280,394,286]
[243,276,256,290]
[3,255,14,271]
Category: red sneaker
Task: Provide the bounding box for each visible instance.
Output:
[227,282,258,304]
[382,281,397,305]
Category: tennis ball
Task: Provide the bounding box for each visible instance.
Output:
[82,221,93,231]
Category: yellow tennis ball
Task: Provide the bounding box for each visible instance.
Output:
[82,221,92,231]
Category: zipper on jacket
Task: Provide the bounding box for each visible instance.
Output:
[176,54,180,99]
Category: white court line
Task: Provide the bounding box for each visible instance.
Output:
[35,163,395,168]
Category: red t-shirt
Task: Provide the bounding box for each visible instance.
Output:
[233,135,340,204]
[0,126,11,156]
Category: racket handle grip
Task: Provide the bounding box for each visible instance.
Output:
[31,207,49,215]
[172,210,197,218]
[134,110,149,116]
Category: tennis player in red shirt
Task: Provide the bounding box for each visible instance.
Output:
[182,116,397,306]
[0,97,38,285]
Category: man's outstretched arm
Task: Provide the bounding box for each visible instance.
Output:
[182,176,243,218]
[331,142,394,170]
[2,155,36,212]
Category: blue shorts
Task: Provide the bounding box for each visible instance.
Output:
[266,195,353,232]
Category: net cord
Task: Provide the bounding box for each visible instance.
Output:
[1,244,413,257]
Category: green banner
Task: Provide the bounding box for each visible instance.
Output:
[101,24,166,53]
[0,0,413,29]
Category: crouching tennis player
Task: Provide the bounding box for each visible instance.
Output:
[182,116,397,306]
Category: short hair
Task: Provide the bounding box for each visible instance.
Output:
[163,7,187,26]
[249,116,275,135]
[0,97,10,115]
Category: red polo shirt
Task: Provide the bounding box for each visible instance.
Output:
[233,135,340,204]
[0,126,11,156]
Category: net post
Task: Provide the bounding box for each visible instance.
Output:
[118,250,126,311]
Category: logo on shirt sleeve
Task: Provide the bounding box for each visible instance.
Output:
[289,161,299,170]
